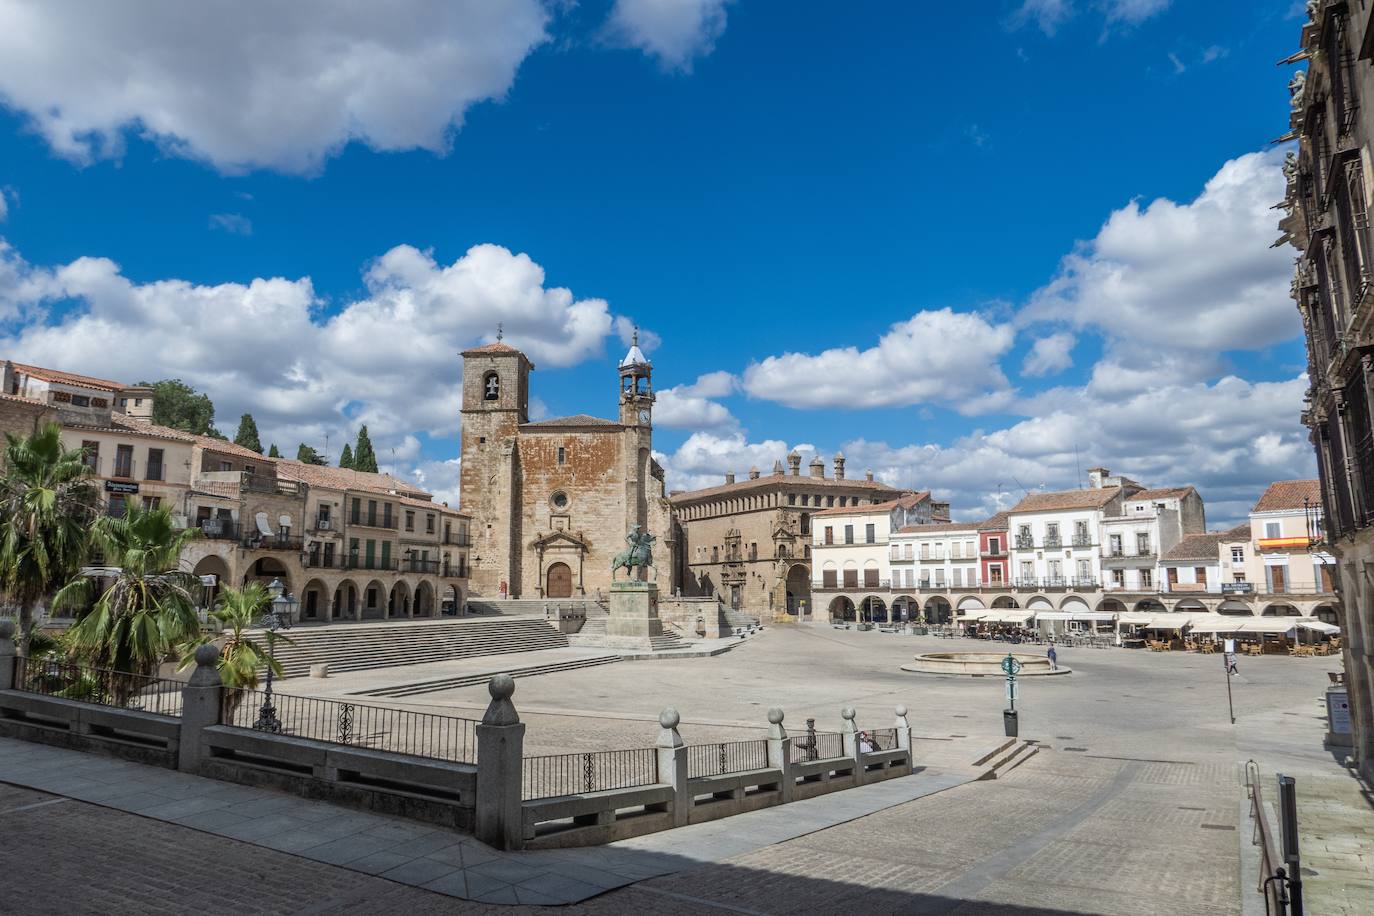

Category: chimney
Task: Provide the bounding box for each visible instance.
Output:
[787,451,802,476]
[724,471,736,485]
[833,452,846,479]
[748,466,760,480]
[865,469,874,482]
[809,455,825,478]
[1087,467,1108,489]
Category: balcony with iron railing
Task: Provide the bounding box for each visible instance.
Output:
[404,558,441,575]
[444,533,473,547]
[1071,535,1093,548]
[343,555,400,572]
[241,533,305,552]
[350,515,399,531]
[441,563,467,579]
[304,552,340,569]
[1014,535,1034,549]
[196,520,242,541]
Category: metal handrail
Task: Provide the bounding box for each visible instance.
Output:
[1246,760,1288,914]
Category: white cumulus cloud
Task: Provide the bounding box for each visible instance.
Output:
[0,0,550,174]
[742,308,1015,412]
[655,371,738,430]
[1021,332,1076,377]
[606,0,732,71]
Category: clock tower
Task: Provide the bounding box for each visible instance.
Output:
[618,328,654,427]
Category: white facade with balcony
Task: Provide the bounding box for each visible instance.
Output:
[889,523,980,592]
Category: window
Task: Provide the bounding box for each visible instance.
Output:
[823,568,837,587]
[800,513,811,535]
[107,494,126,517]
[826,495,835,507]
[382,503,392,528]
[1195,566,1208,587]
[426,514,435,534]
[244,464,255,477]
[1020,561,1034,579]
[788,494,796,506]
[824,526,833,545]
[1136,532,1151,555]
[1231,546,1244,564]
[951,542,961,559]
[551,491,569,510]
[965,540,976,557]
[800,494,809,507]
[141,496,161,511]
[1109,534,1122,556]
[350,498,361,524]
[864,523,875,544]
[1048,559,1062,580]
[904,544,913,559]
[1077,559,1091,581]
[988,536,1000,554]
[70,394,90,407]
[1111,569,1125,587]
[317,504,331,528]
[863,567,879,588]
[843,567,858,588]
[1045,523,1060,545]
[1017,524,1031,546]
[712,546,719,563]
[952,568,962,587]
[405,510,415,531]
[750,542,758,561]
[1140,569,1153,588]
[482,371,500,401]
[843,525,854,544]
[81,440,99,471]
[1264,521,1281,539]
[219,460,232,472]
[114,444,134,478]
[146,448,164,481]
[989,563,1003,585]
[934,569,945,587]
[1074,521,1089,544]
[921,543,930,559]
[557,446,566,465]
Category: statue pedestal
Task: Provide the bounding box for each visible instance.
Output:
[606,580,663,640]
[568,579,686,652]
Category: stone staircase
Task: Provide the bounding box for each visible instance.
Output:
[466,598,607,617]
[354,653,623,697]
[251,617,570,679]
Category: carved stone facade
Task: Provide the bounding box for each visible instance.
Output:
[458,338,675,600]
[669,455,929,620]
[1284,1,1374,782]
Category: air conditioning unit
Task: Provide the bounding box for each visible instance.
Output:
[317,519,331,531]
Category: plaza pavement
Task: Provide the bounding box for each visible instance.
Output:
[1,623,1370,913]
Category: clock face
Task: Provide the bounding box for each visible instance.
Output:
[638,409,651,424]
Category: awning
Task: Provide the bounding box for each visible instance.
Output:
[1189,616,1249,633]
[983,611,1035,624]
[1036,612,1117,622]
[1239,618,1305,634]
[1118,614,1153,626]
[958,612,990,622]
[1147,615,1192,630]
[1288,619,1340,635]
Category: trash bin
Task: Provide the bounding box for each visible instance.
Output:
[1003,709,1018,737]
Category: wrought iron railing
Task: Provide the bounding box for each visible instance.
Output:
[521,748,659,799]
[865,727,899,751]
[789,729,845,763]
[685,739,770,778]
[241,533,305,551]
[15,656,184,717]
[404,558,441,574]
[224,688,477,763]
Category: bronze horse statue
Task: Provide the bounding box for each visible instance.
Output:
[612,525,656,580]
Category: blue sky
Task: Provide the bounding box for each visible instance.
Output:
[0,1,1314,525]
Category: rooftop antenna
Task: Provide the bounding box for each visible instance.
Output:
[1009,474,1032,498]
[496,322,503,342]
[324,432,330,464]
[1075,443,1082,489]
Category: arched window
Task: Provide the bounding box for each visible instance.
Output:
[482,371,500,401]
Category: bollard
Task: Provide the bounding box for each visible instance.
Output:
[475,675,525,850]
[766,707,794,802]
[841,706,864,785]
[178,644,224,774]
[0,619,16,691]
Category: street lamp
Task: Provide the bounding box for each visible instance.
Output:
[252,579,295,733]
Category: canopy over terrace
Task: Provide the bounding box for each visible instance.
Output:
[1189,616,1337,634]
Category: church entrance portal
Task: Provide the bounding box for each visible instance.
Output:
[547,562,573,598]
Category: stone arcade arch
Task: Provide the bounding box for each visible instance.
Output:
[300,578,330,623]
[1217,599,1254,616]
[891,594,920,622]
[244,556,290,595]
[363,579,387,619]
[333,579,359,620]
[389,580,412,618]
[414,580,435,618]
[860,595,888,623]
[785,564,811,616]
[923,595,952,624]
[991,595,1021,609]
[191,555,230,610]
[829,596,856,622]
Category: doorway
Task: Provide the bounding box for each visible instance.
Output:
[546,562,573,598]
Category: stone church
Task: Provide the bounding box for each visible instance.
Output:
[458,334,675,599]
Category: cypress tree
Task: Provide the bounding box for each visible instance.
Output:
[234,413,263,453]
[267,443,280,458]
[296,443,327,465]
[353,425,379,473]
[339,443,354,470]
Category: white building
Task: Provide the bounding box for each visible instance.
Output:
[890,522,981,591]
[812,493,944,620]
[1101,485,1207,592]
[1007,482,1129,589]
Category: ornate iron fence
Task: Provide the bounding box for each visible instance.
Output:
[522,748,658,800]
[225,688,477,763]
[14,656,184,717]
[865,727,898,751]
[685,739,770,778]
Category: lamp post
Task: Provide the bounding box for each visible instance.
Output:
[252,578,295,733]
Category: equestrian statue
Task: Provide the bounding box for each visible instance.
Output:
[612,525,656,580]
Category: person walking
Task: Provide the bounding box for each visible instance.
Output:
[1225,652,1239,676]
[1047,641,1058,671]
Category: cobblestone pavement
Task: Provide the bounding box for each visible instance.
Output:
[2,749,1244,916]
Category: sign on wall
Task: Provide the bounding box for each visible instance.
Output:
[104,480,139,494]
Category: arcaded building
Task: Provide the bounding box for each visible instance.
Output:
[458,336,675,600]
[670,453,924,620]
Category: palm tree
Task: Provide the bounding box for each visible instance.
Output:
[56,505,202,682]
[178,582,287,719]
[0,423,100,653]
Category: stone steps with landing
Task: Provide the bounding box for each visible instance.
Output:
[348,652,623,697]
[247,617,569,678]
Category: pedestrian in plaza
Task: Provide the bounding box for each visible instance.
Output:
[1047,641,1058,671]
[858,731,875,753]
[1225,652,1239,676]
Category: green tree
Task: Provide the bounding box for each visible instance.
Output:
[296,443,327,465]
[338,443,354,470]
[141,379,220,437]
[234,413,263,453]
[352,425,379,473]
[57,506,202,679]
[267,444,280,458]
[0,423,100,652]
[178,582,288,719]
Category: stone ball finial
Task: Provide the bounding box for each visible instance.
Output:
[194,643,220,667]
[767,707,784,725]
[842,706,856,721]
[895,704,908,717]
[0,619,15,641]
[489,673,515,701]
[659,707,680,730]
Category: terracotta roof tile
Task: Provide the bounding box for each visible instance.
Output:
[1162,523,1252,561]
[896,521,969,534]
[7,361,126,392]
[813,491,930,517]
[189,432,277,463]
[462,341,526,357]
[275,458,431,498]
[1128,486,1197,502]
[1009,487,1125,513]
[669,473,903,504]
[0,392,49,409]
[520,414,619,429]
[1252,479,1321,513]
[976,511,1010,531]
[396,493,467,515]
